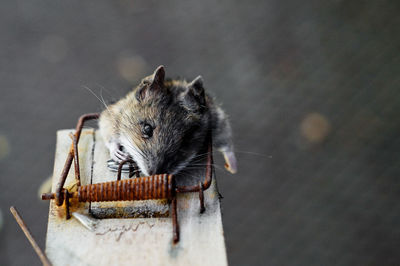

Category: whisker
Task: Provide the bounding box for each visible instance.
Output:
[192,149,269,159]
[178,166,225,175]
[123,141,146,158]
[185,163,225,171]
[190,152,211,159]
[82,85,110,112]
[82,87,122,131]
[233,150,269,157]
[95,83,115,98]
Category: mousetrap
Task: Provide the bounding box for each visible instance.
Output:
[41,113,228,266]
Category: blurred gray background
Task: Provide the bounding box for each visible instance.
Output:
[1,1,399,265]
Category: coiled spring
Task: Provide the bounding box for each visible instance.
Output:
[78,174,174,202]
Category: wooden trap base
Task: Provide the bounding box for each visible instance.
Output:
[44,129,228,266]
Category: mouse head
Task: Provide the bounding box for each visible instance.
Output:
[118,66,210,176]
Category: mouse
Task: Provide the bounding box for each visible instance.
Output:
[98,65,237,176]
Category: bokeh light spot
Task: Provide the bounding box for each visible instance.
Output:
[116,55,147,82]
[0,208,3,233]
[0,134,10,160]
[300,113,331,144]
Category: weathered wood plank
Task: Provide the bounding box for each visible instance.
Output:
[45,129,228,266]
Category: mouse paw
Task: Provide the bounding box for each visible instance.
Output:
[222,150,237,174]
[109,143,130,163]
[112,150,130,162]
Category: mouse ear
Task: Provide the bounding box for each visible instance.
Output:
[188,75,203,93]
[182,76,206,112]
[136,65,166,102]
[150,65,165,88]
[188,76,205,105]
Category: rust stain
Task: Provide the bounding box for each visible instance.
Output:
[80,130,95,136]
[180,199,190,210]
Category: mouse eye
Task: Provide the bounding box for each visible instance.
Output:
[142,124,154,139]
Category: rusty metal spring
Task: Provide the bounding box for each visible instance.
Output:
[78,174,174,202]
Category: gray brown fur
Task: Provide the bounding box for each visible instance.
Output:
[99,66,237,176]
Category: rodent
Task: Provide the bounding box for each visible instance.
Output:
[98,65,237,176]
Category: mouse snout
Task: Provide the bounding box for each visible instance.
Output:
[148,160,169,175]
[148,168,157,175]
[148,168,165,175]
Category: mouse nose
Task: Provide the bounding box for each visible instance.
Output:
[148,169,156,175]
[148,169,165,175]
[148,162,168,175]
[148,166,162,175]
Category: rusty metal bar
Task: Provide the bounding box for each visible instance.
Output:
[72,134,81,186]
[171,197,179,243]
[199,182,205,213]
[10,206,52,266]
[55,113,99,206]
[117,159,140,181]
[42,193,55,200]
